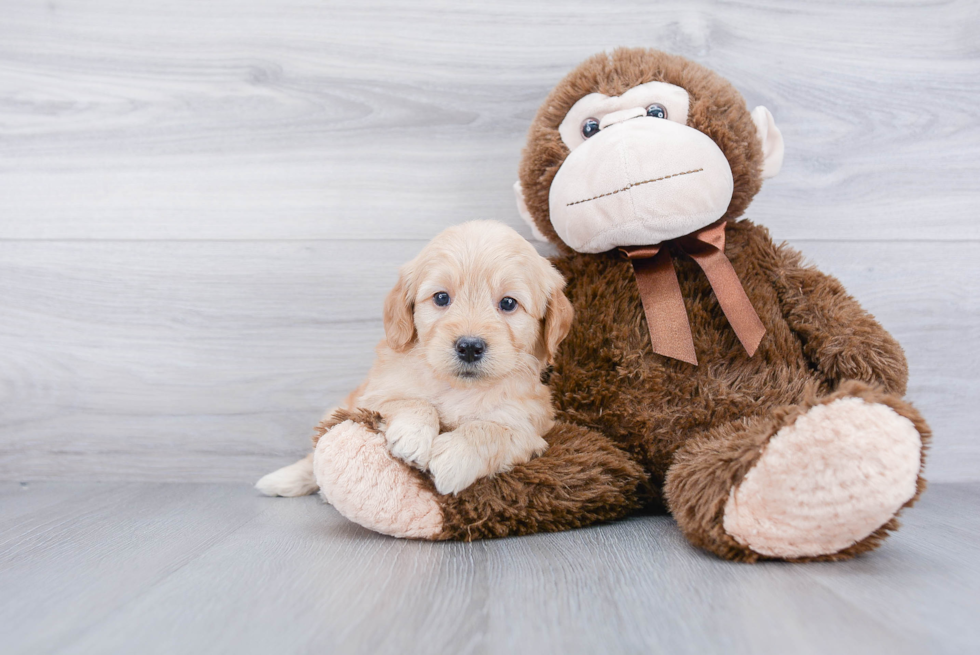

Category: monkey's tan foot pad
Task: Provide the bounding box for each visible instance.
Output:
[723,398,922,559]
[314,420,444,539]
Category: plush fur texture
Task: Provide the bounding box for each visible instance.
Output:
[313,419,444,539]
[314,408,386,446]
[437,422,648,541]
[666,381,929,562]
[722,396,922,559]
[310,48,930,562]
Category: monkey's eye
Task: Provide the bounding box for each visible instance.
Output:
[433,292,451,307]
[581,118,600,139]
[646,103,667,119]
[499,297,518,312]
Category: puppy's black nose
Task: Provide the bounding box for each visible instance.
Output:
[455,337,486,363]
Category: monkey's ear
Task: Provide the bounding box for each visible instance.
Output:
[513,181,550,242]
[750,106,785,179]
[383,270,416,352]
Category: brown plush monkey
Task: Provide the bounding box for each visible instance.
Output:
[311,48,930,562]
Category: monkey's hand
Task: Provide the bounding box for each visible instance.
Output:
[775,251,909,395]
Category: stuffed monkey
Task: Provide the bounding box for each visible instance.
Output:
[305,48,930,562]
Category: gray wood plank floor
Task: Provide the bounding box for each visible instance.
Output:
[2,481,978,655]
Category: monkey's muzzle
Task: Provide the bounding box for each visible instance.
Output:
[549,118,734,254]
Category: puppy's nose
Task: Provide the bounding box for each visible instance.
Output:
[455,337,486,363]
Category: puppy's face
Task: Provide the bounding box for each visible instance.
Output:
[384,221,573,386]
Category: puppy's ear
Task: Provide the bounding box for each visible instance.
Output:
[383,269,416,352]
[543,286,574,363]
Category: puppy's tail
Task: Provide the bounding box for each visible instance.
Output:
[255,453,319,497]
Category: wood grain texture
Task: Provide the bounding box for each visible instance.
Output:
[1,239,976,481]
[1,0,978,241]
[0,0,978,482]
[1,481,978,654]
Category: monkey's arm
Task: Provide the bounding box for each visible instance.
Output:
[438,422,647,539]
[772,245,908,395]
[312,419,646,540]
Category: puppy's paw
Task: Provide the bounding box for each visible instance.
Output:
[428,434,488,495]
[385,418,438,469]
[523,434,549,460]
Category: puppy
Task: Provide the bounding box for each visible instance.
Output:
[256,220,574,497]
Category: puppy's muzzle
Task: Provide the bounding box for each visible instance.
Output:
[454,336,486,364]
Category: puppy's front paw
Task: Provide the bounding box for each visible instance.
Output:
[428,434,487,495]
[385,418,438,469]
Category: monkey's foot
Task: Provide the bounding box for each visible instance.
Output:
[313,419,444,539]
[723,397,923,559]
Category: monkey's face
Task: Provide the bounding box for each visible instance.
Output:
[515,49,784,254]
[550,81,735,253]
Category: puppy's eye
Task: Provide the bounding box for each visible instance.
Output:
[581,118,600,139]
[646,103,667,119]
[433,292,451,307]
[499,297,518,312]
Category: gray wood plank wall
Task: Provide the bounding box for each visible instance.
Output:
[1,0,978,483]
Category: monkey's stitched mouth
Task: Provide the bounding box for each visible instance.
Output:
[566,168,704,207]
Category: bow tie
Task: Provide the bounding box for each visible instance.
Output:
[619,220,766,366]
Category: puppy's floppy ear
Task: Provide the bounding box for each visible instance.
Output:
[383,267,416,352]
[543,285,574,363]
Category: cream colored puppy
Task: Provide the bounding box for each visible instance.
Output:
[257,220,574,496]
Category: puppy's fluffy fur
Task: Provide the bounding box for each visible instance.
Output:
[257,220,573,496]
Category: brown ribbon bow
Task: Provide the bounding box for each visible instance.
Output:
[619,220,765,366]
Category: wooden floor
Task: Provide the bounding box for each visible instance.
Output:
[2,481,977,655]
